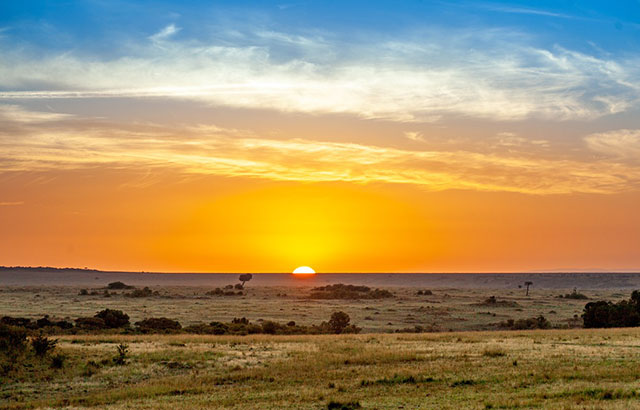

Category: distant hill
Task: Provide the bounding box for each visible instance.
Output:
[0,266,102,273]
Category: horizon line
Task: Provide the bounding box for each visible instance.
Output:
[2,266,640,275]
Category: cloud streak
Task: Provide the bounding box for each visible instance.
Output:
[0,29,638,122]
[2,107,640,195]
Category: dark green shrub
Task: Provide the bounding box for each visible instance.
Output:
[75,316,107,329]
[135,317,181,333]
[107,281,134,290]
[95,309,130,328]
[0,324,27,353]
[114,343,128,365]
[51,353,66,369]
[328,311,351,334]
[31,335,58,356]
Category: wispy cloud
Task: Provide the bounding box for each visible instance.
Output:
[1,107,639,195]
[479,4,577,19]
[585,129,640,160]
[149,23,180,42]
[0,29,637,122]
[0,201,23,206]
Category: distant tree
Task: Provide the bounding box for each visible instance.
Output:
[239,274,253,288]
[328,311,351,334]
[524,281,533,296]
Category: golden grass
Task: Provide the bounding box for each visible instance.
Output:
[4,328,640,409]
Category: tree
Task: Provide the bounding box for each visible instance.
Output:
[239,273,253,288]
[328,311,351,334]
[524,281,533,296]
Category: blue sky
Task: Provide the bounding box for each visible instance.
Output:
[1,1,640,195]
[2,1,639,58]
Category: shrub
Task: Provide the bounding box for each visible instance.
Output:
[135,318,182,333]
[114,343,128,365]
[95,309,130,328]
[31,335,58,356]
[107,281,134,290]
[309,284,393,300]
[558,288,588,299]
[583,300,640,328]
[125,287,156,298]
[327,401,361,410]
[75,317,107,330]
[51,353,66,369]
[0,324,27,353]
[205,288,224,296]
[1,316,34,328]
[328,311,351,334]
[499,315,551,330]
[79,289,89,295]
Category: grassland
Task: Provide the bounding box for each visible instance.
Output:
[4,329,640,409]
[0,285,610,332]
[2,282,638,408]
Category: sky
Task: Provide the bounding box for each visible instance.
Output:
[1,1,640,273]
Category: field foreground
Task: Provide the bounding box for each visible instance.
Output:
[4,328,640,409]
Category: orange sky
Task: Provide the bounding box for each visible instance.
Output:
[2,164,639,272]
[2,2,640,272]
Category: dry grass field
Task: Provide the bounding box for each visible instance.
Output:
[4,329,640,409]
[2,281,640,408]
[0,285,613,332]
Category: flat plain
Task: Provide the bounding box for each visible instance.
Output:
[2,271,640,408]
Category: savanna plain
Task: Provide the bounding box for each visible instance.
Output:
[2,271,640,409]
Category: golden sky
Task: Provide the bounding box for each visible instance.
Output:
[1,2,640,272]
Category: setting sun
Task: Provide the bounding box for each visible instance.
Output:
[293,266,316,275]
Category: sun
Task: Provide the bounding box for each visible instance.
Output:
[292,266,316,275]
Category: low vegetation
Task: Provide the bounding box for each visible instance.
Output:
[2,310,360,336]
[308,284,393,299]
[582,290,640,328]
[557,288,589,300]
[475,296,519,307]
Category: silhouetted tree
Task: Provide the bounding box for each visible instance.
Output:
[328,311,351,334]
[524,281,533,296]
[239,274,253,288]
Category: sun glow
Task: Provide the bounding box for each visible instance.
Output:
[293,266,315,275]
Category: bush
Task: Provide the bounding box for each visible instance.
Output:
[95,309,130,328]
[327,401,361,410]
[1,316,34,329]
[328,311,351,334]
[135,317,182,333]
[79,289,89,295]
[75,317,107,330]
[0,324,27,353]
[583,300,640,328]
[51,353,66,369]
[114,343,128,365]
[558,288,588,299]
[107,281,134,290]
[309,284,393,300]
[125,287,156,298]
[499,315,551,330]
[31,335,58,356]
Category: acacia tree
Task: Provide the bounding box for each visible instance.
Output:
[524,281,533,296]
[239,274,253,288]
